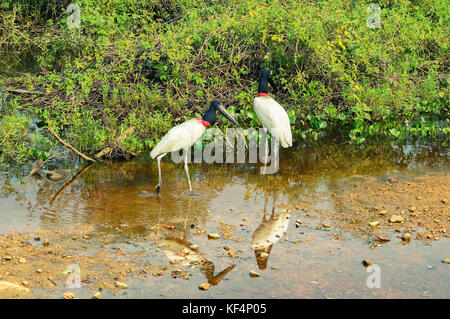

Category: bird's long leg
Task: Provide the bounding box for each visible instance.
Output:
[263,129,269,175]
[272,171,278,212]
[183,197,192,240]
[273,136,279,174]
[263,173,268,218]
[155,153,166,194]
[183,149,193,194]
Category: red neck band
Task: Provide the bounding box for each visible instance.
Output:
[258,92,269,96]
[196,118,212,127]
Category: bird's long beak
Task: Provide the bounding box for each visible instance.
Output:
[217,103,239,126]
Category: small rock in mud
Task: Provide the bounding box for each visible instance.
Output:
[322,224,330,228]
[115,281,128,289]
[249,271,260,278]
[223,245,230,251]
[271,266,279,270]
[199,283,210,290]
[362,260,373,267]
[402,233,411,242]
[442,259,450,264]
[189,245,198,250]
[369,221,380,227]
[208,233,220,239]
[2,256,12,261]
[19,257,26,264]
[43,239,50,247]
[36,268,43,274]
[379,210,388,216]
[389,215,404,223]
[408,206,417,212]
[0,281,30,298]
[441,199,447,204]
[63,292,76,299]
[92,292,102,299]
[295,219,302,228]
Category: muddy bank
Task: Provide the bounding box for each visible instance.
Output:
[0,228,147,299]
[282,171,449,244]
[0,224,237,299]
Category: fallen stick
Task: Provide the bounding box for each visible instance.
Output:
[214,124,233,149]
[237,129,248,149]
[48,126,97,162]
[2,87,47,94]
[374,234,390,242]
[94,147,112,159]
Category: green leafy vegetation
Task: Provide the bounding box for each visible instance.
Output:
[0,0,448,167]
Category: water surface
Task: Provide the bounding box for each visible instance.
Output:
[0,139,449,298]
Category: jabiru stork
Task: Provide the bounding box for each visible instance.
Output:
[150,100,239,194]
[254,69,292,173]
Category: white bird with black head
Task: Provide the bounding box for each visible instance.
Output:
[150,100,239,195]
[253,69,292,172]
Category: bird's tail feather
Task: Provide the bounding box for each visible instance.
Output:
[280,129,292,148]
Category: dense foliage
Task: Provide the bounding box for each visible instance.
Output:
[0,0,448,166]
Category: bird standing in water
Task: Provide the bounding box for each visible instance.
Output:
[150,100,239,195]
[253,69,292,173]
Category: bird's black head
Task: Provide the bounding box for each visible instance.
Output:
[258,68,276,94]
[209,99,222,111]
[202,100,239,126]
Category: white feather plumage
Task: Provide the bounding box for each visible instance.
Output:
[150,119,206,158]
[254,96,292,148]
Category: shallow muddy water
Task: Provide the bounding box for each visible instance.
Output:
[0,139,449,298]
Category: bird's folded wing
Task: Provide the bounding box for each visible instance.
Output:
[151,119,205,158]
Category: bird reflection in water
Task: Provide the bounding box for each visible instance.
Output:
[158,197,235,286]
[251,176,290,270]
